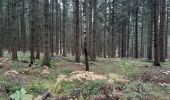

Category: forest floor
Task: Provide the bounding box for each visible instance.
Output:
[0,52,170,100]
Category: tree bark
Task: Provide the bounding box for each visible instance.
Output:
[153,0,160,66]
[30,0,36,65]
[20,0,26,53]
[135,0,139,58]
[62,0,66,57]
[43,0,51,66]
[92,0,97,61]
[88,0,92,59]
[83,0,89,71]
[75,0,80,63]
[11,0,18,61]
[0,0,3,57]
[56,0,59,55]
[159,0,166,62]
[148,0,153,60]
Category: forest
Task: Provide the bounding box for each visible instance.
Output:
[0,0,170,99]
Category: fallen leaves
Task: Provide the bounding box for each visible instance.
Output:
[4,70,19,77]
[56,71,129,83]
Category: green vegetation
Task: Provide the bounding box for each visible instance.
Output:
[0,53,170,99]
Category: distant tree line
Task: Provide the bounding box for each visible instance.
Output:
[0,0,169,68]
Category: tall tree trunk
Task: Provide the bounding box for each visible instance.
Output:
[35,0,40,59]
[103,0,107,58]
[0,0,2,57]
[59,6,62,55]
[56,0,59,55]
[50,0,54,56]
[30,0,36,65]
[140,4,144,58]
[43,0,51,66]
[127,4,131,58]
[11,0,18,61]
[92,0,97,61]
[165,4,169,58]
[135,0,139,58]
[153,0,160,66]
[62,0,66,57]
[75,0,80,63]
[121,21,127,57]
[148,0,153,60]
[88,0,92,59]
[83,0,89,71]
[21,0,26,53]
[159,0,166,62]
[111,0,115,58]
[7,0,11,52]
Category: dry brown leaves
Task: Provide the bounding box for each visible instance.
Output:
[63,71,129,83]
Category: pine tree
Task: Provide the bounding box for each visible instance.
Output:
[11,0,18,61]
[153,0,160,66]
[43,0,51,66]
[75,0,80,63]
[159,0,166,62]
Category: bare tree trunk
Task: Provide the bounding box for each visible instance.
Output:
[140,3,144,58]
[59,6,62,55]
[121,21,127,57]
[88,0,92,59]
[104,0,107,58]
[75,0,80,63]
[92,0,97,61]
[148,0,153,60]
[111,0,115,58]
[159,0,166,62]
[153,0,160,66]
[30,0,36,65]
[62,0,66,57]
[165,4,169,58]
[135,0,139,58]
[56,0,59,55]
[20,0,26,53]
[50,0,54,56]
[0,0,2,57]
[35,0,40,59]
[43,0,51,66]
[11,0,18,61]
[83,0,89,71]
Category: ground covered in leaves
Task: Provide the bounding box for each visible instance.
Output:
[0,52,170,100]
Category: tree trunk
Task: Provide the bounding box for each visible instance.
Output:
[56,0,59,55]
[0,0,2,57]
[111,0,115,58]
[11,0,18,61]
[43,0,51,66]
[159,0,166,62]
[121,21,127,57]
[75,0,80,63]
[88,0,92,59]
[83,0,89,71]
[153,0,160,66]
[35,0,40,59]
[20,0,26,53]
[165,4,169,58]
[92,0,97,61]
[62,0,66,57]
[30,0,36,65]
[103,0,107,58]
[135,0,139,58]
[148,0,153,60]
[50,0,54,56]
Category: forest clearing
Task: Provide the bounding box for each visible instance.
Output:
[0,0,170,99]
